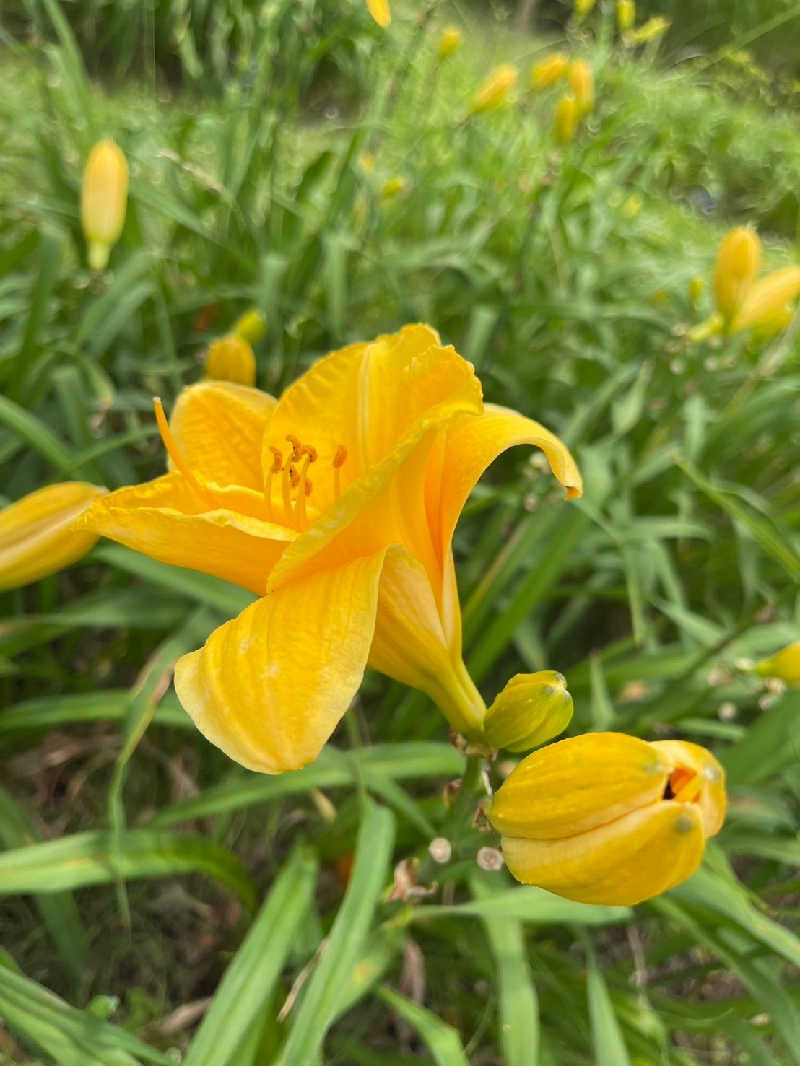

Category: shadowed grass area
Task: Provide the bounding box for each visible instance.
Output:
[1,1,800,1063]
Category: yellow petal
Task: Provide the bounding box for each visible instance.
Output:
[649,739,726,837]
[368,548,486,735]
[169,380,276,492]
[501,802,705,905]
[731,266,800,331]
[0,482,107,590]
[366,0,390,26]
[428,403,582,581]
[489,732,668,839]
[79,473,292,594]
[174,552,387,773]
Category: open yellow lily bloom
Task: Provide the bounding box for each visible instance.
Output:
[76,325,581,773]
[0,483,107,590]
[366,0,390,27]
[491,732,725,904]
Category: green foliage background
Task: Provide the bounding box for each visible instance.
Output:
[1,0,799,1063]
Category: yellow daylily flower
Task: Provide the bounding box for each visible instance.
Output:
[205,334,257,387]
[567,60,594,115]
[753,641,800,686]
[76,326,581,774]
[81,139,129,272]
[469,64,518,115]
[713,226,761,322]
[438,26,463,61]
[530,52,568,91]
[490,732,725,904]
[0,483,107,590]
[483,671,573,753]
[366,0,390,27]
[554,94,579,144]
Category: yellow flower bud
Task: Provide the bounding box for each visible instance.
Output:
[81,139,129,271]
[490,732,726,905]
[712,226,761,320]
[574,0,596,16]
[483,671,573,752]
[469,64,518,115]
[233,309,267,344]
[731,266,800,332]
[357,152,376,175]
[380,176,409,201]
[617,0,635,32]
[688,276,705,307]
[553,94,579,144]
[0,482,107,590]
[205,334,257,387]
[753,641,800,686]
[530,52,568,91]
[366,0,390,27]
[438,26,463,61]
[567,60,594,115]
[625,15,670,44]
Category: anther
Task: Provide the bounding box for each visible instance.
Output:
[289,466,300,489]
[269,447,283,473]
[333,444,347,500]
[286,435,303,462]
[333,445,348,468]
[264,446,284,517]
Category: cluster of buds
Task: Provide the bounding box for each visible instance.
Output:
[529,53,595,145]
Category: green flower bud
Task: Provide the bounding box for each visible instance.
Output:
[483,670,573,753]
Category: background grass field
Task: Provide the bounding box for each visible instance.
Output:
[1,0,800,1063]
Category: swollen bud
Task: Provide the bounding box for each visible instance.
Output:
[205,334,256,387]
[712,226,761,321]
[233,309,267,344]
[483,670,573,752]
[753,641,800,686]
[81,139,129,271]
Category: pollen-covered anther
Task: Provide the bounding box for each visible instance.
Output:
[263,446,284,517]
[333,444,348,499]
[286,435,303,462]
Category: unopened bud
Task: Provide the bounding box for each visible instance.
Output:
[205,334,256,387]
[530,52,568,91]
[483,670,573,753]
[81,139,128,271]
[567,60,594,116]
[713,226,761,320]
[616,0,635,32]
[469,64,518,115]
[753,641,800,686]
[438,26,463,61]
[233,309,267,344]
[554,94,579,144]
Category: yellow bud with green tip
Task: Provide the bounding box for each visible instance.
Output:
[617,0,635,31]
[438,26,463,61]
[490,732,726,905]
[233,309,267,344]
[81,139,129,271]
[753,641,800,686]
[483,670,573,752]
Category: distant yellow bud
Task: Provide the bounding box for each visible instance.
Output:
[438,26,463,61]
[712,226,761,320]
[0,482,107,590]
[233,309,267,344]
[688,276,705,307]
[616,0,635,32]
[81,139,129,271]
[567,59,594,115]
[380,176,409,201]
[469,64,518,115]
[358,152,376,175]
[553,94,579,144]
[625,15,670,44]
[753,641,800,685]
[530,52,568,91]
[574,0,596,16]
[483,671,573,753]
[731,266,800,332]
[205,334,257,387]
[491,733,725,905]
[366,0,390,27]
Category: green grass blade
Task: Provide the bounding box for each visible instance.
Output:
[376,985,471,1066]
[184,843,319,1066]
[413,886,631,926]
[278,799,395,1065]
[584,940,631,1066]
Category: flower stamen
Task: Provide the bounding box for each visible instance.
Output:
[153,397,206,497]
[294,448,317,528]
[264,446,283,517]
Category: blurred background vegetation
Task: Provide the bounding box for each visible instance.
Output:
[1,0,800,1063]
